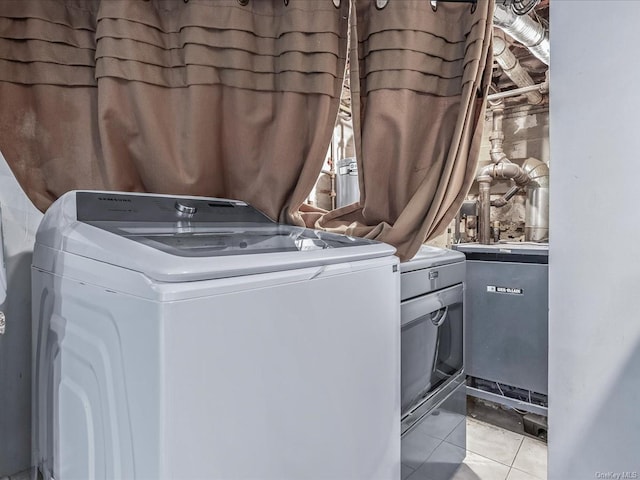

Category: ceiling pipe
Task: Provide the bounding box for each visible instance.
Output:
[477,163,531,244]
[493,4,549,66]
[487,83,545,101]
[477,175,492,244]
[476,103,531,244]
[491,185,520,208]
[484,162,531,186]
[493,35,543,105]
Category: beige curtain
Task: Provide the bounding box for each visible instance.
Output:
[0,0,492,261]
[0,0,349,222]
[314,0,494,261]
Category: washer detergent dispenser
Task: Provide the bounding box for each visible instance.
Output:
[32,191,401,480]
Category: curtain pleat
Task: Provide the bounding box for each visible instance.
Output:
[0,0,492,260]
[95,18,345,55]
[313,0,494,261]
[0,0,349,222]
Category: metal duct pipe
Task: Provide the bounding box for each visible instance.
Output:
[493,4,549,66]
[491,185,521,208]
[478,176,492,245]
[476,104,531,244]
[489,104,507,165]
[522,157,549,242]
[487,83,545,101]
[493,36,543,105]
[489,162,531,186]
[477,162,530,245]
[487,106,530,183]
[522,157,549,188]
[477,162,529,187]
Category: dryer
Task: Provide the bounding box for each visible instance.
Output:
[32,191,400,480]
[399,246,467,480]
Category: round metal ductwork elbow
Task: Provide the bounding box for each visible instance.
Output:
[522,158,549,242]
[492,162,531,187]
[494,5,550,66]
[522,157,549,187]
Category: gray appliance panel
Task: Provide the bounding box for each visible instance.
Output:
[465,259,548,394]
[76,191,272,224]
[0,254,31,477]
[75,192,382,258]
[401,261,465,301]
[401,246,465,273]
[454,242,549,257]
[401,380,466,479]
[401,285,464,414]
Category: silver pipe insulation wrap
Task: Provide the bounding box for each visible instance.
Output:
[522,158,549,242]
[522,156,549,188]
[478,177,492,245]
[493,4,550,66]
[493,35,543,105]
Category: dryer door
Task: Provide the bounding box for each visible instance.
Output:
[401,284,463,415]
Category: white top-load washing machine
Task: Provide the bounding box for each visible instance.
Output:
[32,191,400,480]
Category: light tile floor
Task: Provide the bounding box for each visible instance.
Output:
[5,418,546,480]
[451,417,547,480]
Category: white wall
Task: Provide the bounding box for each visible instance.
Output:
[0,150,42,476]
[549,3,640,479]
[477,105,550,170]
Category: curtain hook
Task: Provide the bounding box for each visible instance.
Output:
[470,1,477,13]
[375,0,388,10]
[284,0,289,5]
[430,0,437,12]
[238,0,249,5]
[332,0,341,8]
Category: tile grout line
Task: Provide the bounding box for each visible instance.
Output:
[511,436,526,467]
[463,448,518,470]
[463,417,531,470]
[459,432,526,470]
[510,465,546,480]
[441,417,466,446]
[404,435,447,478]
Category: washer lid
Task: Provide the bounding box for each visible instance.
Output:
[400,245,465,273]
[34,191,396,282]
